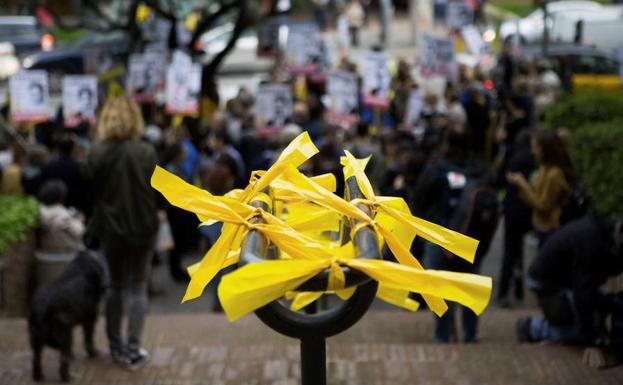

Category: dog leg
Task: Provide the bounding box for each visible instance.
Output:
[59,331,73,382]
[32,343,43,382]
[83,317,99,358]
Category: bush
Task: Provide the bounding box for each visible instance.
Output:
[543,89,623,131]
[0,195,39,255]
[571,119,623,219]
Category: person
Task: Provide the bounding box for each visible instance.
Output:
[413,129,483,343]
[496,130,535,307]
[41,133,87,213]
[38,179,85,254]
[76,87,95,117]
[85,96,158,370]
[345,0,364,47]
[507,130,575,248]
[517,215,623,345]
[312,0,329,30]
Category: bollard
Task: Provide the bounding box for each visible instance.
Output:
[239,177,380,385]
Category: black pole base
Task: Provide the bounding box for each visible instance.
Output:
[300,337,326,385]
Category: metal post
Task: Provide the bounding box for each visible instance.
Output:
[300,338,326,385]
[541,0,549,57]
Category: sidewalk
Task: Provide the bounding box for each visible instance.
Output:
[1,308,622,385]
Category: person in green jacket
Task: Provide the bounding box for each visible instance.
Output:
[86,96,158,370]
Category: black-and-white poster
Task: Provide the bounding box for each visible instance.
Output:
[420,34,456,77]
[405,89,425,126]
[255,83,293,127]
[285,23,323,73]
[327,71,358,115]
[257,18,282,57]
[9,70,49,122]
[165,51,201,115]
[63,75,98,127]
[127,52,167,103]
[462,25,485,55]
[446,1,473,30]
[362,51,392,107]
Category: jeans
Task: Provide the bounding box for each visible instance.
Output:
[498,217,532,301]
[103,240,153,354]
[526,276,585,344]
[424,242,480,343]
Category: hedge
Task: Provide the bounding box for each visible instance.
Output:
[543,89,623,131]
[0,195,39,255]
[571,119,623,219]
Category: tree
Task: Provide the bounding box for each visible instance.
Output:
[39,0,261,94]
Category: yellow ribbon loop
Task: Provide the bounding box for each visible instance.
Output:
[327,259,346,291]
[376,285,420,312]
[341,150,376,199]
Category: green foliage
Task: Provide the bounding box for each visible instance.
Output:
[543,89,623,131]
[571,119,623,219]
[0,196,39,255]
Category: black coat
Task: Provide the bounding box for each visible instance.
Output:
[529,215,623,337]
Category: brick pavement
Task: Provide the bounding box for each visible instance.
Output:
[2,308,623,385]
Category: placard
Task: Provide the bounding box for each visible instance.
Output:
[405,89,425,125]
[462,25,485,55]
[257,18,282,57]
[9,70,50,122]
[255,83,293,127]
[165,51,201,115]
[420,34,456,77]
[446,2,473,30]
[62,75,98,127]
[285,23,323,74]
[127,52,166,103]
[327,70,359,126]
[362,51,392,108]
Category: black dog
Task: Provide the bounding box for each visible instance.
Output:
[28,250,106,382]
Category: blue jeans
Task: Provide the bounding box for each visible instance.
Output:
[424,243,479,343]
[526,276,584,344]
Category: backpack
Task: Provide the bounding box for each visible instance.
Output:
[443,165,500,262]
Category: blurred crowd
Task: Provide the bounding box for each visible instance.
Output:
[1,32,622,368]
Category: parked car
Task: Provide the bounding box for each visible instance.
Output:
[22,32,128,92]
[499,1,602,43]
[0,16,54,57]
[520,43,621,89]
[197,23,276,74]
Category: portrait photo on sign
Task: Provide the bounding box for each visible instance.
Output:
[255,83,293,128]
[63,75,98,127]
[9,70,50,122]
[165,57,201,115]
[285,23,323,73]
[362,51,391,107]
[128,52,166,103]
[420,34,456,78]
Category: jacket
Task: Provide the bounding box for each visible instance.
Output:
[529,215,623,341]
[86,139,158,247]
[517,165,571,231]
[39,204,85,253]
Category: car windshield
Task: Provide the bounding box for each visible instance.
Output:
[0,24,38,40]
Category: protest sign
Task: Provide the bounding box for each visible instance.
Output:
[9,70,50,122]
[257,18,282,57]
[405,88,425,126]
[255,83,292,128]
[461,25,485,55]
[420,33,456,78]
[362,51,392,108]
[327,70,359,126]
[446,1,473,30]
[62,75,98,127]
[285,23,323,74]
[165,51,201,115]
[127,52,166,103]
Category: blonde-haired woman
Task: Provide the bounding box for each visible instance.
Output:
[86,96,158,370]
